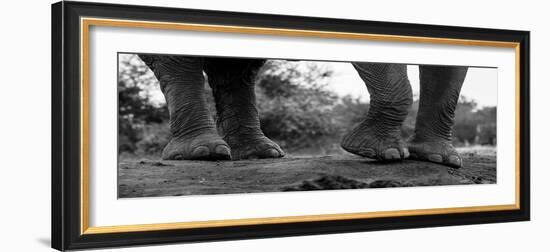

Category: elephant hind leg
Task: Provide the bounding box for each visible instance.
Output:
[204,58,284,160]
[408,65,468,168]
[341,63,412,161]
[138,54,231,160]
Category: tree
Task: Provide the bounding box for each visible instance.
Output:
[118,54,168,153]
[255,61,342,152]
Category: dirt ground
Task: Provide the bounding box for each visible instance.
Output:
[118,146,496,198]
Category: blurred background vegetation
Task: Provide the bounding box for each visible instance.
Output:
[118,54,497,158]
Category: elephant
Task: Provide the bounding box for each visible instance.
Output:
[341,63,467,168]
[137,54,467,168]
[137,56,284,161]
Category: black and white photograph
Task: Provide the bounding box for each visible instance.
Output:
[1,0,545,251]
[117,53,497,198]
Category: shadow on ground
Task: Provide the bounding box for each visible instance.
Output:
[118,149,496,198]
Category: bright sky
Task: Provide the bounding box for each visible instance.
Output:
[324,62,497,107]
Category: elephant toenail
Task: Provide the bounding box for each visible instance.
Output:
[265,148,280,157]
[192,146,210,157]
[358,148,376,158]
[428,154,443,163]
[448,155,462,168]
[402,148,410,159]
[215,145,231,156]
[173,154,184,160]
[384,149,401,160]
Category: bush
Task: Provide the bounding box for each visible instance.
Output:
[255,61,343,152]
[135,123,171,156]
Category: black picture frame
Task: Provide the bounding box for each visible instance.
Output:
[51,1,530,251]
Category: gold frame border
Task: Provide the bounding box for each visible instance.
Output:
[80,17,521,235]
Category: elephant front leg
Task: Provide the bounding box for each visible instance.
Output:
[204,58,284,160]
[341,63,412,161]
[138,55,231,160]
[408,65,468,168]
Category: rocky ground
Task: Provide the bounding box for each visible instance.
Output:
[118,146,496,198]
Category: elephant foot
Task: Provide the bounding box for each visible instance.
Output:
[161,132,231,161]
[407,139,462,168]
[341,122,409,161]
[224,132,284,160]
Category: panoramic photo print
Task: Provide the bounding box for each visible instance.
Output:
[117,53,497,198]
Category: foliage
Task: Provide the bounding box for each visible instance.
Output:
[453,97,497,145]
[118,55,169,153]
[255,61,341,152]
[134,123,171,155]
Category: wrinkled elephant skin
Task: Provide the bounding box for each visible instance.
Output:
[341,63,413,161]
[138,55,283,161]
[138,55,466,168]
[408,66,468,168]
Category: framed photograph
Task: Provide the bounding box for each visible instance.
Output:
[51,1,530,250]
